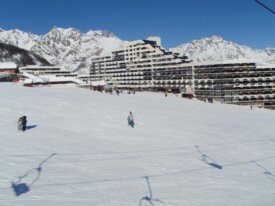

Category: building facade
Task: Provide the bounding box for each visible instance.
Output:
[19,65,82,86]
[0,62,18,81]
[193,61,275,109]
[19,65,78,79]
[83,37,275,109]
[82,36,193,94]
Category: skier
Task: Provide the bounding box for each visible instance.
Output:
[127,111,135,128]
[18,116,27,131]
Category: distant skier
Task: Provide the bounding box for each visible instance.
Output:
[127,111,135,128]
[18,116,27,131]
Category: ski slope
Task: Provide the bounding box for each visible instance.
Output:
[0,83,275,206]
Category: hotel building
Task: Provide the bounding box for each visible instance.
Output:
[81,37,275,109]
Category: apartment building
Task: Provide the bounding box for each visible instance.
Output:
[83,37,274,109]
[83,36,193,94]
[193,61,275,109]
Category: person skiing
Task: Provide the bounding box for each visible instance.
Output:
[18,116,27,131]
[127,111,134,128]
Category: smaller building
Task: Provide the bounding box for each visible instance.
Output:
[19,65,83,86]
[19,65,78,79]
[0,62,18,81]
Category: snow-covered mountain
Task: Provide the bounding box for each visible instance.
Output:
[0,27,126,73]
[172,35,275,63]
[1,27,275,73]
[0,42,51,67]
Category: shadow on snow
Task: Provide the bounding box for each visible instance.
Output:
[11,153,56,196]
[195,145,223,170]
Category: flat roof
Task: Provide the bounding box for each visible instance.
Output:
[20,65,60,69]
[256,63,275,68]
[0,62,17,69]
[192,59,257,66]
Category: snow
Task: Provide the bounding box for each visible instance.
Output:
[0,62,17,69]
[0,27,126,73]
[2,28,275,73]
[0,83,275,206]
[172,35,275,64]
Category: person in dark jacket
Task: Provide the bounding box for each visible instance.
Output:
[18,116,27,131]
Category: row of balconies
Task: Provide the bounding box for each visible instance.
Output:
[195,73,274,79]
[195,93,275,100]
[195,87,273,94]
[194,64,256,69]
[195,68,274,73]
[195,77,274,83]
[195,82,274,88]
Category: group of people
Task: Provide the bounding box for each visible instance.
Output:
[18,116,27,131]
[17,112,134,132]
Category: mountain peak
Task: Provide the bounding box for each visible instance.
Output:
[86,30,116,38]
[207,35,224,40]
[192,35,227,45]
[173,35,275,63]
[49,26,81,34]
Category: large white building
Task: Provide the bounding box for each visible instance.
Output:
[192,60,275,109]
[80,36,193,93]
[80,37,275,109]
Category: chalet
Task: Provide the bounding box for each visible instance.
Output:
[0,62,18,81]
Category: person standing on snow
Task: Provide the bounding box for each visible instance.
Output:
[18,116,27,131]
[127,111,135,128]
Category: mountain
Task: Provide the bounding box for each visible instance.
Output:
[0,42,51,66]
[172,35,275,63]
[0,27,126,73]
[1,28,275,73]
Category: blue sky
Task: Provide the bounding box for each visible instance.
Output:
[0,0,274,49]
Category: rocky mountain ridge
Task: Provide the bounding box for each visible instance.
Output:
[0,27,126,73]
[0,28,274,73]
[172,35,275,63]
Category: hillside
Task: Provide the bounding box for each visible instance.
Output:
[172,35,275,63]
[0,42,51,67]
[0,27,126,73]
[0,83,275,205]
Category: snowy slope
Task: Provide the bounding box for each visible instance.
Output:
[0,42,51,66]
[0,83,275,206]
[172,35,275,63]
[0,27,126,73]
